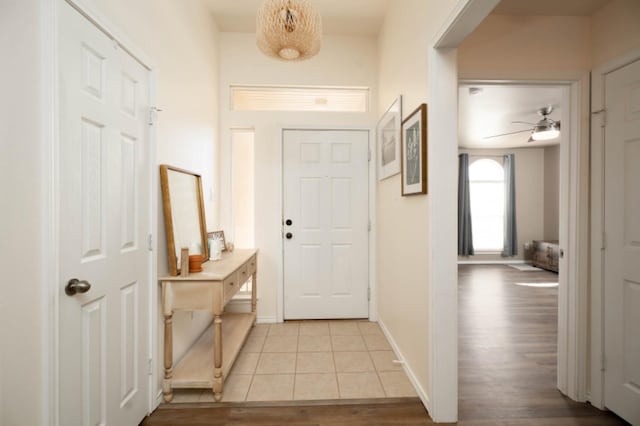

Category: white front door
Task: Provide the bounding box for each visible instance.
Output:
[603,58,640,425]
[283,130,369,319]
[58,2,151,425]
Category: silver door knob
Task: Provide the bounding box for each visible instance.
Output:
[65,278,91,296]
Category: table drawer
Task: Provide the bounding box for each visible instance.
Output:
[247,255,257,275]
[223,272,240,304]
[238,262,250,285]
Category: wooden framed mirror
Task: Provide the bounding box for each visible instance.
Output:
[160,165,209,275]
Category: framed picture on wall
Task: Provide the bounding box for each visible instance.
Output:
[377,95,402,181]
[401,103,427,196]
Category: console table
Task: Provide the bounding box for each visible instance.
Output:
[159,249,257,402]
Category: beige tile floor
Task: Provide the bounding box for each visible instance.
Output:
[170,320,417,403]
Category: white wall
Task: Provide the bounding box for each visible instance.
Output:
[218,32,378,322]
[458,15,591,80]
[458,148,546,262]
[544,145,560,240]
[591,0,640,68]
[0,1,47,424]
[375,0,458,406]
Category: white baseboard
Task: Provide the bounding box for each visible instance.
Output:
[154,389,162,408]
[377,318,430,413]
[457,259,526,265]
[257,316,277,324]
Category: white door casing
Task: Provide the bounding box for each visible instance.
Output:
[283,130,369,319]
[603,58,640,425]
[58,2,151,424]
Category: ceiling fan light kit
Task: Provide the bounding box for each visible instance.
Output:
[484,105,561,143]
[256,0,322,61]
[530,121,560,141]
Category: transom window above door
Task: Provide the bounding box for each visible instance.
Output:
[230,85,369,112]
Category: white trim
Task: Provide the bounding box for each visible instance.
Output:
[47,1,159,422]
[378,319,429,409]
[589,47,640,410]
[458,77,590,403]
[147,68,160,414]
[277,126,285,323]
[155,389,163,408]
[368,127,378,322]
[277,126,376,323]
[63,0,154,70]
[433,0,502,48]
[427,46,459,423]
[429,0,589,419]
[257,316,278,324]
[43,0,60,424]
[428,2,501,421]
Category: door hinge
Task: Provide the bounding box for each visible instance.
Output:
[148,234,153,251]
[601,354,606,372]
[367,287,371,301]
[592,108,607,127]
[148,106,162,126]
[147,358,153,376]
[368,219,371,232]
[602,232,607,250]
[368,147,372,162]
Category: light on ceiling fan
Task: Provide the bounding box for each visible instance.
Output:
[530,121,560,141]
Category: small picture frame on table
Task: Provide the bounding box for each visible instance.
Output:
[401,103,428,196]
[208,230,226,252]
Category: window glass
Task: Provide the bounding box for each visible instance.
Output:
[469,158,504,251]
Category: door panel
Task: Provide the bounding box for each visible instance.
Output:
[59,2,150,424]
[283,130,369,319]
[604,58,640,425]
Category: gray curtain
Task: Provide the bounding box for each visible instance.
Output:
[502,154,518,256]
[458,154,474,256]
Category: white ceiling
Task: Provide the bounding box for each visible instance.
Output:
[204,0,390,36]
[205,0,613,36]
[458,84,563,149]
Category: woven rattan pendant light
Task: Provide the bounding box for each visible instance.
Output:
[256,0,322,61]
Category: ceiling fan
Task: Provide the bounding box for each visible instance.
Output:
[484,106,561,142]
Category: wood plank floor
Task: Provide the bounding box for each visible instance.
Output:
[457,264,627,425]
[141,265,628,425]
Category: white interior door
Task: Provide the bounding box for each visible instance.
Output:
[58,2,151,424]
[603,58,640,425]
[283,130,369,319]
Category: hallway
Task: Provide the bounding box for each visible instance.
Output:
[141,265,628,425]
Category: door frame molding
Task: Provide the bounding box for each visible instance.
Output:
[457,78,589,402]
[44,1,158,424]
[277,126,376,323]
[589,47,640,410]
[429,0,589,420]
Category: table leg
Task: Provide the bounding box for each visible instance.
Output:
[213,314,223,401]
[162,312,173,403]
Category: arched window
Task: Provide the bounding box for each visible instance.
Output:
[469,158,504,251]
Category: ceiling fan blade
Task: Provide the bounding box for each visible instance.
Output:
[511,121,536,125]
[483,129,532,139]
